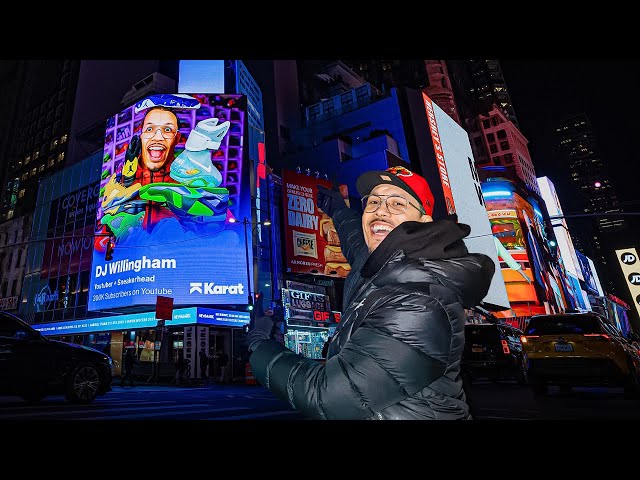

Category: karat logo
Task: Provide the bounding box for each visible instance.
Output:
[189,282,245,295]
[621,253,637,265]
[629,273,640,286]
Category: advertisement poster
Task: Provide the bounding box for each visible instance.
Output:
[282,169,350,278]
[183,326,195,380]
[89,93,251,310]
[424,93,509,310]
[615,248,640,320]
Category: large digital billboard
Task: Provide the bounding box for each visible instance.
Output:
[615,247,640,320]
[89,94,251,310]
[484,181,568,317]
[282,169,350,278]
[421,94,510,310]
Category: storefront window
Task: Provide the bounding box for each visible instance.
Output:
[285,328,328,359]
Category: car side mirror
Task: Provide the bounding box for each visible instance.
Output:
[16,329,42,342]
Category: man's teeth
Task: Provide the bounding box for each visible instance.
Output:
[149,146,164,151]
[372,224,392,233]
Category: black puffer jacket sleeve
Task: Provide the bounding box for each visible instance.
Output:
[249,286,450,420]
[331,207,368,266]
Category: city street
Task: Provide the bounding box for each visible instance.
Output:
[2,380,640,421]
[0,384,305,421]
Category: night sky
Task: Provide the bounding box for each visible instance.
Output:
[499,60,640,247]
[499,61,640,211]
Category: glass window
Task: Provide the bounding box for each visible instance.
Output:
[486,133,495,142]
[500,141,510,151]
[489,144,498,154]
[525,315,601,335]
[497,129,507,139]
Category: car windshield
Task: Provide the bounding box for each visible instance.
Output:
[465,325,501,344]
[525,315,602,335]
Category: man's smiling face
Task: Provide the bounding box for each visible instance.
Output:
[361,184,431,253]
[139,108,179,172]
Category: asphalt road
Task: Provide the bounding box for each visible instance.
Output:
[2,380,639,421]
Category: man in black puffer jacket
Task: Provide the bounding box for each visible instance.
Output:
[248,166,495,419]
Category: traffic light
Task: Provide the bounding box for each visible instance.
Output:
[105,238,115,261]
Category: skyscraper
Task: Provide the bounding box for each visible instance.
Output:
[554,113,627,292]
[448,60,537,195]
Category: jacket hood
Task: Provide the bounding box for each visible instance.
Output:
[361,218,495,308]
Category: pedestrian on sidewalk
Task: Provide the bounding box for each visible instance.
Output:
[199,349,210,386]
[172,354,187,386]
[217,349,229,384]
[120,348,138,387]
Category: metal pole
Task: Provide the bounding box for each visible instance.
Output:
[243,217,253,306]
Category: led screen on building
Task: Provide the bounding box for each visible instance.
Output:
[282,169,350,278]
[421,94,510,310]
[615,247,640,320]
[484,184,568,317]
[40,181,100,279]
[89,93,251,310]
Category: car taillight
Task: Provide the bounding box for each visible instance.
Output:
[523,335,539,342]
[501,339,510,354]
[583,333,610,340]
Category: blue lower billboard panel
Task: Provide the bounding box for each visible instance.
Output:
[33,307,250,336]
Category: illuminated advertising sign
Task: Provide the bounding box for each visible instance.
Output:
[487,190,567,316]
[615,247,640,319]
[32,306,249,336]
[537,176,584,281]
[282,169,350,278]
[587,256,605,296]
[89,93,251,310]
[576,251,600,295]
[41,181,101,278]
[47,181,100,233]
[0,296,18,311]
[422,94,509,310]
[40,224,95,278]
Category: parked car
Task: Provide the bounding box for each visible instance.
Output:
[0,311,112,403]
[522,312,640,397]
[462,322,526,384]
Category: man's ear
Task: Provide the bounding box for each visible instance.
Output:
[420,214,433,223]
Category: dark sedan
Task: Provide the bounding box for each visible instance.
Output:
[462,322,527,384]
[0,312,112,403]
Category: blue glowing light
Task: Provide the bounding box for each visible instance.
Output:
[483,190,513,198]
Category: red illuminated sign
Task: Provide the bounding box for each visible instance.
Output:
[314,311,331,321]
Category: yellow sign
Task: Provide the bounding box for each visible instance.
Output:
[615,248,640,319]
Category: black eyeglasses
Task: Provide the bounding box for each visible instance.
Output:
[361,194,425,215]
[140,124,178,140]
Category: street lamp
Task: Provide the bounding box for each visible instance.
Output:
[228,216,271,310]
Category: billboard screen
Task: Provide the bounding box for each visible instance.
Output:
[422,94,509,310]
[89,93,251,310]
[576,251,600,296]
[615,248,640,320]
[282,169,350,278]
